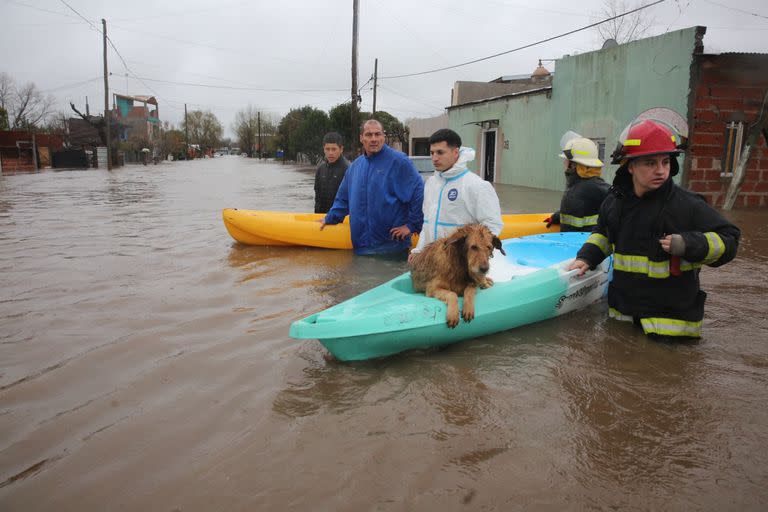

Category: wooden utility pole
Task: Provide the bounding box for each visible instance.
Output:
[102,19,112,170]
[257,111,262,160]
[372,58,378,115]
[184,103,189,159]
[351,0,359,153]
[31,130,39,172]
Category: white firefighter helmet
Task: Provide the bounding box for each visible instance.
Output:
[560,137,603,167]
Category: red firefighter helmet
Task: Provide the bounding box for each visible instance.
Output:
[610,109,688,165]
[618,120,681,160]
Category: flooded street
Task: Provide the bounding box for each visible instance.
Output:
[2,157,768,511]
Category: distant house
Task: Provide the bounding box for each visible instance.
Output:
[406,62,552,157]
[0,130,64,173]
[407,114,448,156]
[113,94,160,143]
[445,27,768,208]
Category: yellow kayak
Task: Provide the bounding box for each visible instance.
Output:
[222,209,559,249]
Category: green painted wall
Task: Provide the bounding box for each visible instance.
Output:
[448,27,701,191]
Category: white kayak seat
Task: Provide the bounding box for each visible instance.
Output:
[488,249,541,283]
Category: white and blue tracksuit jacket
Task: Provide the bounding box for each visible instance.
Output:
[412,147,503,253]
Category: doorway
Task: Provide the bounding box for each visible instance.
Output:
[482,129,497,182]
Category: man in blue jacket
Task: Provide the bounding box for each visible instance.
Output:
[321,119,424,255]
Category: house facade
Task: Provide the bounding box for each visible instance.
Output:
[113,94,160,144]
[447,26,768,208]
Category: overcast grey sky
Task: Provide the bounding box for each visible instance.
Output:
[2,0,767,137]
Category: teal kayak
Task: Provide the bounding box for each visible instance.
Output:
[289,232,612,361]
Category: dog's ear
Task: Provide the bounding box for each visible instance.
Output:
[492,236,506,255]
[448,234,467,247]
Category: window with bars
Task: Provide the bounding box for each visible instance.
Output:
[721,121,744,177]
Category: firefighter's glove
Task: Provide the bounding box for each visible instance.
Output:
[669,234,686,256]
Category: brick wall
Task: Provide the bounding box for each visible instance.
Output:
[687,54,768,208]
[0,148,35,173]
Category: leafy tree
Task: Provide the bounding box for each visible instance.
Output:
[329,104,409,154]
[373,110,409,154]
[157,122,186,160]
[182,110,223,151]
[277,106,330,162]
[328,102,356,150]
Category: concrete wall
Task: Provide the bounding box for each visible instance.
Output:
[448,90,553,185]
[447,27,703,191]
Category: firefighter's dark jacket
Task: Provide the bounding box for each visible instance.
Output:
[552,172,611,232]
[576,169,740,333]
[314,156,350,214]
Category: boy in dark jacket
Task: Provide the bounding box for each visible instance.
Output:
[314,132,350,213]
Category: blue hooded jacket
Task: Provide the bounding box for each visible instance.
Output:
[324,144,424,255]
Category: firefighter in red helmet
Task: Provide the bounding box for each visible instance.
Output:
[568,116,740,339]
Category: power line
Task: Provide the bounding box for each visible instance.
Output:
[58,0,98,31]
[42,76,102,93]
[108,24,304,66]
[9,0,79,20]
[126,76,348,93]
[56,1,165,104]
[109,0,247,23]
[377,84,446,112]
[380,0,667,79]
[702,0,768,20]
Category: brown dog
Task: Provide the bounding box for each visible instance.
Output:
[409,224,505,328]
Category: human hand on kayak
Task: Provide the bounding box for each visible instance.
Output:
[390,224,411,241]
[567,259,590,276]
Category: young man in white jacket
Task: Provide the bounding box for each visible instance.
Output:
[409,129,503,261]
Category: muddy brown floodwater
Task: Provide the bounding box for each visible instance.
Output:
[1,157,767,511]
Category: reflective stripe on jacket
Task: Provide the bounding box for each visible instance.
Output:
[576,174,740,337]
[553,173,610,232]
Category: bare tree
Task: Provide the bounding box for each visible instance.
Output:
[232,106,277,157]
[43,111,70,141]
[593,0,655,45]
[0,72,55,129]
[70,102,107,146]
[232,106,259,157]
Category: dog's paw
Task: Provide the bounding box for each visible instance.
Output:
[446,309,460,328]
[480,277,494,289]
[461,307,475,323]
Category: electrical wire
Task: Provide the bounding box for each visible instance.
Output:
[42,76,102,93]
[58,0,98,31]
[380,0,667,79]
[702,0,768,20]
[126,76,348,93]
